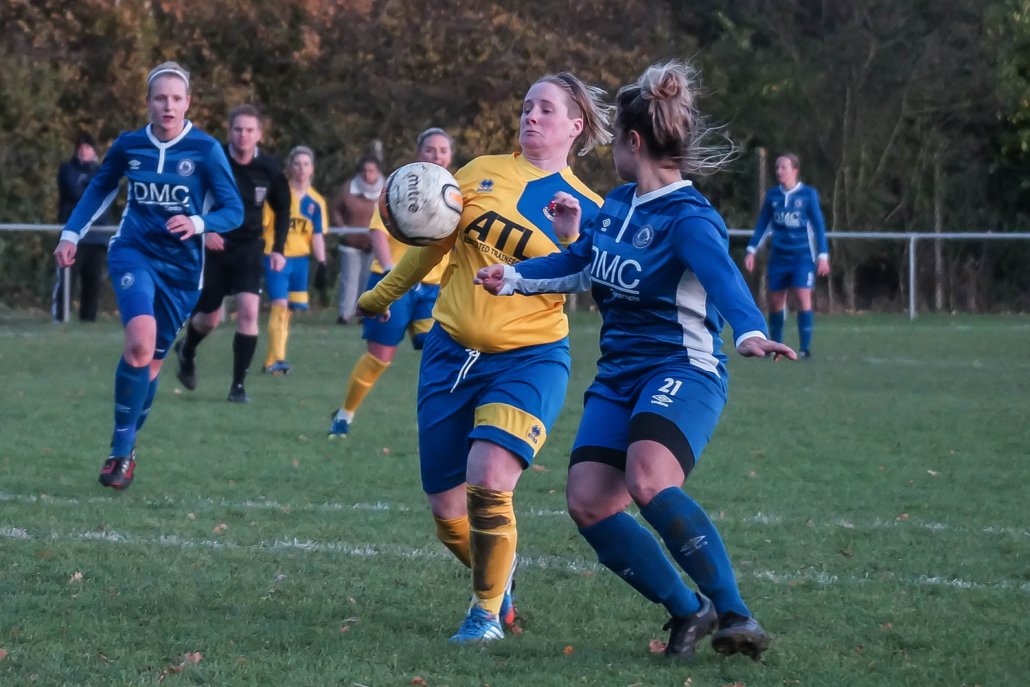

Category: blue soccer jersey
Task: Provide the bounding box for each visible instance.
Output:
[61,122,243,287]
[746,183,829,263]
[504,180,767,385]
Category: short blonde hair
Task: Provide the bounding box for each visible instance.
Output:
[533,73,613,156]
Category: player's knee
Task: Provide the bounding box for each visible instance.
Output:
[566,489,607,528]
[123,339,155,366]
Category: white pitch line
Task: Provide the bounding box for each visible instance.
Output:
[2,491,1026,539]
[2,525,1027,593]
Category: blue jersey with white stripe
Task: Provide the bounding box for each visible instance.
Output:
[62,122,243,287]
[747,183,828,263]
[512,181,767,385]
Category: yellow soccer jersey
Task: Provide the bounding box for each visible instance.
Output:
[263,187,328,257]
[369,206,448,285]
[434,153,602,352]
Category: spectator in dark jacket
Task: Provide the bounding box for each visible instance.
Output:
[54,132,111,321]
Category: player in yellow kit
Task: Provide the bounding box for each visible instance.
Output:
[328,129,453,436]
[357,73,612,643]
[262,146,328,374]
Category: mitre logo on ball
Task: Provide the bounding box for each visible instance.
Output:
[378,162,463,246]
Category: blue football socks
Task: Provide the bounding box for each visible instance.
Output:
[111,357,150,456]
[769,309,786,343]
[135,376,160,432]
[798,309,814,353]
[641,487,749,617]
[580,512,702,617]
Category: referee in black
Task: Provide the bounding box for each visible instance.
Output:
[174,104,290,403]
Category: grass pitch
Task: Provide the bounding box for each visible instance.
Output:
[1,309,1028,686]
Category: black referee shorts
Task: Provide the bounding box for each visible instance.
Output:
[195,238,264,314]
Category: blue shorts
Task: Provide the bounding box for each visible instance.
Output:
[362,272,439,349]
[767,259,815,291]
[571,364,728,471]
[108,245,200,360]
[417,324,571,494]
[265,255,311,310]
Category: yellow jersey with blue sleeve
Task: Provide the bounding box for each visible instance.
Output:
[369,206,448,285]
[263,187,328,257]
[359,153,601,353]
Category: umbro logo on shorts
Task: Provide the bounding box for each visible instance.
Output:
[651,394,674,407]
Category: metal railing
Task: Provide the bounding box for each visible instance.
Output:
[4,223,1030,320]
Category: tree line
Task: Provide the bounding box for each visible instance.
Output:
[1,0,1027,311]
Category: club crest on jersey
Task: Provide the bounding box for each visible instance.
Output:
[795,199,803,208]
[476,179,494,193]
[601,218,612,230]
[254,186,268,205]
[632,225,654,249]
[177,159,195,177]
[119,272,135,289]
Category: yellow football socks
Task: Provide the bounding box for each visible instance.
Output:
[433,514,472,568]
[265,304,291,368]
[341,353,390,414]
[467,484,517,615]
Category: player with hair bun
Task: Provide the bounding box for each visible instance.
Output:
[477,61,791,660]
[54,61,243,489]
[358,73,611,643]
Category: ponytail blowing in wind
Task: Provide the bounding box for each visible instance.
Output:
[615,60,734,175]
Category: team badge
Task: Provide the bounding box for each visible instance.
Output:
[254,186,268,205]
[795,199,802,208]
[177,159,195,177]
[542,203,555,221]
[601,218,611,230]
[119,272,135,289]
[476,179,494,193]
[632,225,654,249]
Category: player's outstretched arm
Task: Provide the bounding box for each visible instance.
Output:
[737,335,797,361]
[357,239,450,314]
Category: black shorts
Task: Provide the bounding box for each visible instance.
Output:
[195,238,264,313]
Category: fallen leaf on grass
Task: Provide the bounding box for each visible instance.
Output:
[381,447,392,456]
[563,645,574,655]
[927,469,941,477]
[683,679,693,687]
[510,624,524,635]
[339,625,350,633]
[896,513,909,522]
[173,388,182,395]
[97,653,109,663]
[748,470,757,478]
[0,648,8,661]
[530,464,547,472]
[292,459,301,468]
[181,652,202,664]
[882,622,893,630]
[69,571,83,582]
[213,522,228,534]
[411,677,427,686]
[648,639,666,653]
[722,682,746,687]
[186,512,196,520]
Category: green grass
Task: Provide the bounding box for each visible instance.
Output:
[1,309,1028,686]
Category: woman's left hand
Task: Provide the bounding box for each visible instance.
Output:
[167,215,199,241]
[549,191,581,241]
[737,336,797,361]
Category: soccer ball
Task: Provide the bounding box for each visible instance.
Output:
[378,162,463,246]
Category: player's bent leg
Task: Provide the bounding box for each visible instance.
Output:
[329,347,393,438]
[428,485,472,568]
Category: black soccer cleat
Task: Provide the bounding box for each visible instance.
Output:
[663,595,717,660]
[174,340,196,390]
[99,452,136,490]
[227,383,250,404]
[711,612,770,661]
